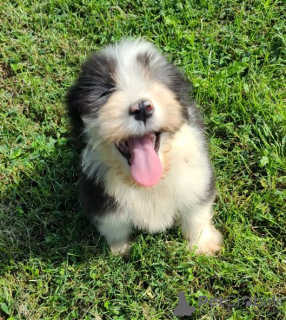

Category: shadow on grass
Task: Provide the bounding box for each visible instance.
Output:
[0,138,108,265]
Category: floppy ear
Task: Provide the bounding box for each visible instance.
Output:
[65,83,86,153]
[66,52,117,152]
[66,53,116,117]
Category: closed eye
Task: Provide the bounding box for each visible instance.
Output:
[99,87,115,98]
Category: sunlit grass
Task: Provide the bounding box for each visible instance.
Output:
[0,0,285,319]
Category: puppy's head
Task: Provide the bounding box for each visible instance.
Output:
[67,39,192,187]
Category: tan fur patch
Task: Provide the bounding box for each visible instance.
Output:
[95,81,183,143]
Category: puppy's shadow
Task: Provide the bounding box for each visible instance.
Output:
[0,138,104,264]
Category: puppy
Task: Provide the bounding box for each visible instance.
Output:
[66,39,222,255]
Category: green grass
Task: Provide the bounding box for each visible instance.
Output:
[0,0,285,319]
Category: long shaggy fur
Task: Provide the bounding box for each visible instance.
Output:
[66,39,222,255]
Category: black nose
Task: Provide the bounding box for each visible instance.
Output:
[129,100,154,124]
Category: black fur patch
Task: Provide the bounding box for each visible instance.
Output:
[136,52,152,69]
[79,173,117,218]
[66,53,117,151]
[161,63,204,128]
[204,171,216,203]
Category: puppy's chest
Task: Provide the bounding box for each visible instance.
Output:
[105,178,178,232]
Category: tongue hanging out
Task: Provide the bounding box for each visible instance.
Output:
[127,134,162,187]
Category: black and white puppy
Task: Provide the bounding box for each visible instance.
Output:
[66,39,222,255]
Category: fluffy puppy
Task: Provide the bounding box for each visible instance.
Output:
[66,39,222,255]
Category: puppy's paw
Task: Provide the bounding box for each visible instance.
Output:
[109,240,131,256]
[188,226,222,255]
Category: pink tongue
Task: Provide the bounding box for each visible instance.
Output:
[128,134,162,187]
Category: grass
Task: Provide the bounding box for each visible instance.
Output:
[0,0,285,319]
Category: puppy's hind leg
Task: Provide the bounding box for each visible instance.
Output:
[98,216,132,256]
[180,201,222,255]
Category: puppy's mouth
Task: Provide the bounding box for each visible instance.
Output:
[115,132,162,187]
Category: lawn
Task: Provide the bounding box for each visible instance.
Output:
[0,0,285,319]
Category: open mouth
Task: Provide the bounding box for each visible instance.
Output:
[115,132,162,187]
[116,132,161,163]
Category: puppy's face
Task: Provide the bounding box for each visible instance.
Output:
[68,40,190,187]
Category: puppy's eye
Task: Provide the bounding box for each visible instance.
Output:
[99,88,115,98]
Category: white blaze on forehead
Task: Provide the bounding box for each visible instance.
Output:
[102,39,166,98]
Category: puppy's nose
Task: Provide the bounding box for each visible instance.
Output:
[129,100,154,123]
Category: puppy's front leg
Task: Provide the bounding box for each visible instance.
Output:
[180,201,222,255]
[98,217,132,255]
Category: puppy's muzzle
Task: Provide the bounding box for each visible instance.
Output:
[129,100,154,124]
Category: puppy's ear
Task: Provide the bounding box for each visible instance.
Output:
[66,53,116,115]
[66,52,117,152]
[66,83,86,153]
